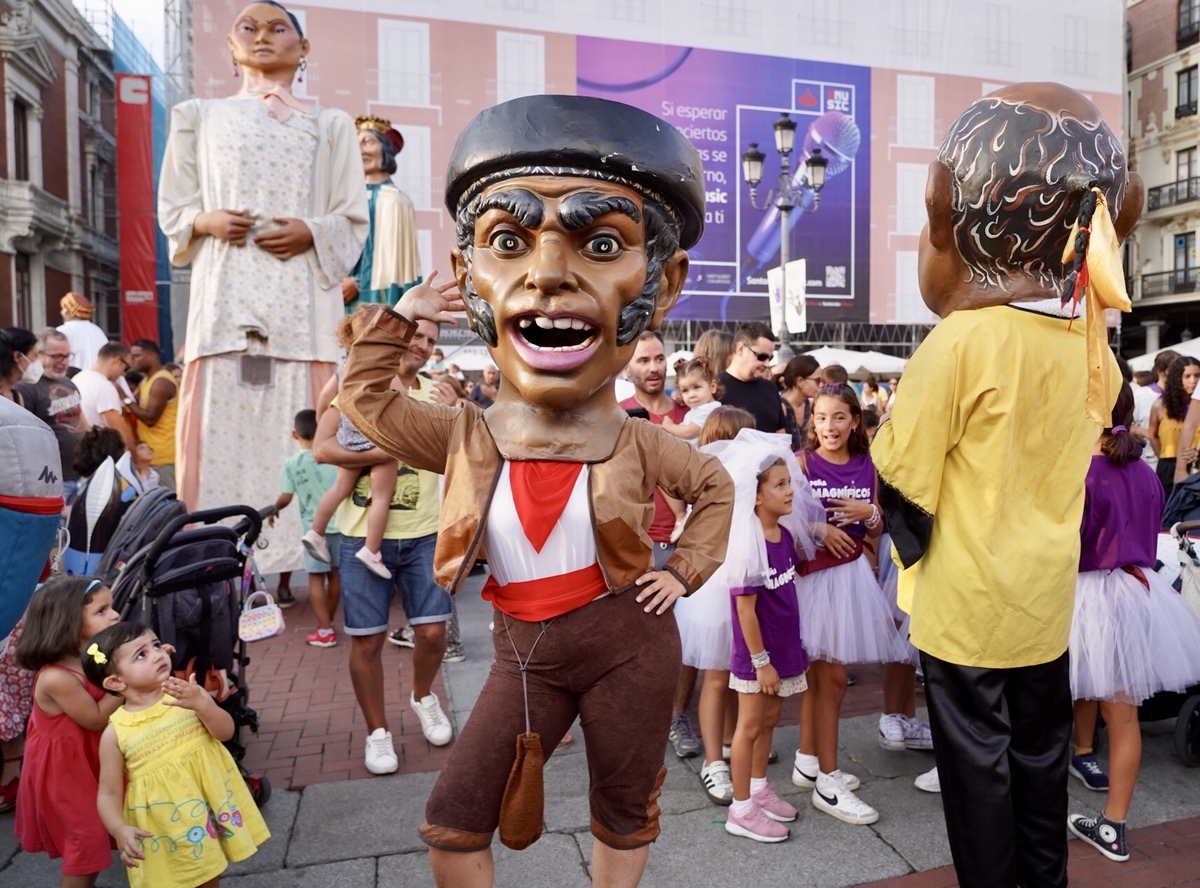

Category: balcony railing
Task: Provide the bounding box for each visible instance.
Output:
[1181,19,1200,49]
[1148,177,1200,210]
[1177,100,1198,119]
[1143,269,1200,299]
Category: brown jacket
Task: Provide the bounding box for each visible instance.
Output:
[340,309,734,596]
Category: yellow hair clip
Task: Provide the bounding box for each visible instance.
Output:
[86,642,107,666]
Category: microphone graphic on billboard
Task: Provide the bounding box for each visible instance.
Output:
[745,111,861,274]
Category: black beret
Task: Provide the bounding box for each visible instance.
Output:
[444,94,706,249]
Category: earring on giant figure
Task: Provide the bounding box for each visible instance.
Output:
[298,57,307,83]
[232,56,240,78]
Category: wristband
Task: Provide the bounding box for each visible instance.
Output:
[865,504,881,529]
[750,650,771,669]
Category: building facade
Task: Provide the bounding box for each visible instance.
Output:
[180,0,1124,353]
[0,0,119,334]
[1126,0,1200,354]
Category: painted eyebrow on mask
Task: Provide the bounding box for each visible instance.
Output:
[475,188,544,229]
[559,191,641,230]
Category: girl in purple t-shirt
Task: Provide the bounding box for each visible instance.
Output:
[795,384,905,827]
[724,455,809,844]
[1066,383,1200,863]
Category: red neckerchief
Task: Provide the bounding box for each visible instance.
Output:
[508,461,584,553]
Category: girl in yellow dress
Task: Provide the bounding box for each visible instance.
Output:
[84,622,269,887]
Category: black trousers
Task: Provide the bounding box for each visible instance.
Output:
[920,650,1072,888]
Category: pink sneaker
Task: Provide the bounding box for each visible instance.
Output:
[724,802,789,843]
[302,530,331,563]
[752,782,798,822]
[354,546,393,579]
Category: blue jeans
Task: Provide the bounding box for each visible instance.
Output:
[339,533,450,636]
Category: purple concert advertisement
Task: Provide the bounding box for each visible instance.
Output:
[577,38,871,323]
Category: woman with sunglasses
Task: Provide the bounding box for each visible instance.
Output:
[780,355,823,451]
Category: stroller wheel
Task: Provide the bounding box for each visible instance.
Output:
[246,773,272,806]
[1176,694,1200,767]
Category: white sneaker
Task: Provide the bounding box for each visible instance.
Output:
[364,727,398,775]
[812,771,879,825]
[411,692,453,746]
[914,766,941,793]
[791,752,860,790]
[878,713,907,751]
[901,715,934,750]
[700,760,734,806]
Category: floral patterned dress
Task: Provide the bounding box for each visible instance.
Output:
[110,698,269,888]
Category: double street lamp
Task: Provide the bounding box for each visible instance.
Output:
[741,113,829,360]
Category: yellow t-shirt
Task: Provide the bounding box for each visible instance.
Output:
[333,382,440,540]
[136,368,177,465]
[872,305,1118,669]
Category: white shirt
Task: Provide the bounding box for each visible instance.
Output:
[1133,383,1159,468]
[57,319,110,371]
[72,368,123,427]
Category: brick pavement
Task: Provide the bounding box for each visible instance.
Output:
[857,816,1200,887]
[238,590,454,791]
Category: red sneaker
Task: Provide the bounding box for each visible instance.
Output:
[306,628,337,648]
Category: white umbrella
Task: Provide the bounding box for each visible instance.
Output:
[1129,337,1200,372]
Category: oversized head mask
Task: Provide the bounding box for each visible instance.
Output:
[920,82,1143,318]
[444,95,705,410]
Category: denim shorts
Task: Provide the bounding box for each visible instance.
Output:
[339,533,451,635]
[303,532,341,575]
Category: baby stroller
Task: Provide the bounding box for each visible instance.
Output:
[109,504,272,804]
[1148,520,1200,768]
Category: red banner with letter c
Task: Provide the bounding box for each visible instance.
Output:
[116,74,158,346]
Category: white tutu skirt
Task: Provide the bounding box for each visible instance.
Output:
[796,554,908,665]
[675,576,733,671]
[1070,568,1200,704]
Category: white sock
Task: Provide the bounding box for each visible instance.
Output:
[750,776,768,795]
[316,627,334,637]
[795,751,818,769]
[731,798,754,817]
[817,770,836,787]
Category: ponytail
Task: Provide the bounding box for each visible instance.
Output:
[1100,381,1142,466]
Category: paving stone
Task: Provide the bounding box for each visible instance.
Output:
[287,771,438,867]
[224,857,375,887]
[379,833,590,888]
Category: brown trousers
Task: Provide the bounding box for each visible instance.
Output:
[421,589,681,851]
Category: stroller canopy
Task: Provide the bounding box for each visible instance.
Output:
[0,397,63,638]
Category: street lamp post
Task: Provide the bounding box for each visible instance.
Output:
[742,113,828,360]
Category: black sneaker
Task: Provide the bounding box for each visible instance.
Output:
[1069,752,1109,791]
[1068,813,1128,862]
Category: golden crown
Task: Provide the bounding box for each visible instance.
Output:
[355,114,393,134]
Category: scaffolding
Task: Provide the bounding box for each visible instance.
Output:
[163,0,192,105]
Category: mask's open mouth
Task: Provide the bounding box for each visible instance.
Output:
[516,315,598,352]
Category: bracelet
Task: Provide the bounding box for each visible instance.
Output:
[750,650,771,669]
[864,505,881,529]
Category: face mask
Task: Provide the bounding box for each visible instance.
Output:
[20,356,43,384]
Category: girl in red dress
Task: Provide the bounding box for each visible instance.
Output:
[14,576,121,887]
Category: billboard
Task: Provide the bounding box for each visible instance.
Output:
[577,39,870,322]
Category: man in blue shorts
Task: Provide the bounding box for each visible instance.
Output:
[314,317,456,774]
